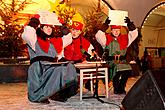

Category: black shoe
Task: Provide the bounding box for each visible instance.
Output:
[118,89,126,94]
[50,92,68,102]
[114,89,121,94]
[39,99,50,104]
[114,91,119,94]
[51,97,68,102]
[114,88,119,94]
[120,90,126,94]
[66,84,78,98]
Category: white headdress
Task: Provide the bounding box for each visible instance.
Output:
[38,10,62,26]
[108,10,128,26]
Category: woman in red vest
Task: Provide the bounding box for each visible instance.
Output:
[95,17,138,94]
[22,11,78,103]
[64,21,95,63]
[64,21,96,90]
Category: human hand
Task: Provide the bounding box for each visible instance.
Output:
[101,17,111,32]
[124,17,136,31]
[61,25,70,35]
[124,17,131,24]
[28,17,40,29]
[104,17,111,25]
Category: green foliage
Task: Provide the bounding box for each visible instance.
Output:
[56,5,76,25]
[83,7,106,57]
[0,0,32,58]
[83,9,105,38]
[0,24,25,58]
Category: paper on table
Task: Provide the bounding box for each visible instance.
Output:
[108,10,128,26]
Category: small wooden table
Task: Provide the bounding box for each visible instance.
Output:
[74,61,109,101]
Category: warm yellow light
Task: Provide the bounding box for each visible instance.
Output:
[3,0,84,25]
[20,0,57,14]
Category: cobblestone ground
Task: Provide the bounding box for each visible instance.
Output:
[0,76,140,110]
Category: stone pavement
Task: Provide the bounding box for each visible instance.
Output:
[0,76,140,110]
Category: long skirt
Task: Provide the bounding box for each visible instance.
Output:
[27,61,78,102]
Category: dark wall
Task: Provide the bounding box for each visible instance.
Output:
[0,64,29,83]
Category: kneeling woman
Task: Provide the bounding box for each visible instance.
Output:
[22,11,78,103]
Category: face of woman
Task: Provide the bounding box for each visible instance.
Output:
[71,28,81,38]
[42,25,53,35]
[111,29,121,37]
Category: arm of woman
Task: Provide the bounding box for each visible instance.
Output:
[21,26,37,51]
[87,44,94,56]
[127,28,138,47]
[62,33,73,48]
[95,30,107,49]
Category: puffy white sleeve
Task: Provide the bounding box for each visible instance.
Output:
[87,44,94,55]
[62,33,72,48]
[127,28,138,47]
[21,26,37,51]
[95,30,107,49]
[58,33,72,59]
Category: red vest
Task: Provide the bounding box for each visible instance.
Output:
[106,34,128,50]
[64,35,90,61]
[37,37,63,54]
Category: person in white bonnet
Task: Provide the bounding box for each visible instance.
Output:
[22,10,78,103]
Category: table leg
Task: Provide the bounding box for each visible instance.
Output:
[105,68,109,98]
[80,70,83,101]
